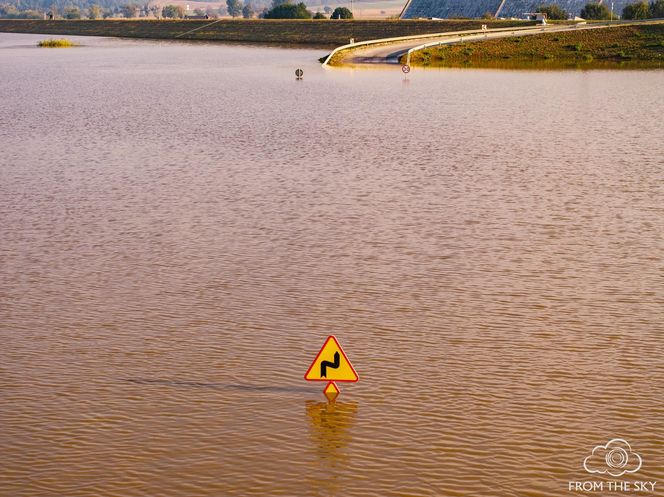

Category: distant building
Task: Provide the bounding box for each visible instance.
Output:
[399,0,624,19]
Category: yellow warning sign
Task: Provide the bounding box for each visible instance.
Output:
[304,335,359,382]
[324,381,340,395]
[323,381,340,402]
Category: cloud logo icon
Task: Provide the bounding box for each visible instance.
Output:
[584,439,642,477]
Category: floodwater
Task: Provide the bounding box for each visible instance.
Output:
[1,32,663,497]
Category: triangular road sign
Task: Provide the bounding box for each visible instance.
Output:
[304,335,359,382]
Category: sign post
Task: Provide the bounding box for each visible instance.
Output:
[305,335,358,401]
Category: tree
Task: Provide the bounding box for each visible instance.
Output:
[149,4,161,17]
[242,1,254,16]
[622,0,650,17]
[120,3,139,17]
[64,6,81,18]
[263,1,311,17]
[0,4,43,17]
[87,4,102,18]
[0,4,20,17]
[162,4,184,17]
[313,10,326,17]
[580,2,611,18]
[227,0,242,16]
[536,3,568,19]
[24,8,44,17]
[331,6,352,18]
[649,0,664,16]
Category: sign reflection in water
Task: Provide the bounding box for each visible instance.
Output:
[306,400,359,494]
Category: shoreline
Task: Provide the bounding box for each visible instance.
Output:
[0,19,533,46]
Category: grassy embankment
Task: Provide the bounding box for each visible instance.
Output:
[402,24,664,69]
[0,19,531,46]
[37,38,76,47]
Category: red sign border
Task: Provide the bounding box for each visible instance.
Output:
[304,335,359,383]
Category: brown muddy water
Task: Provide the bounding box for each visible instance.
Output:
[1,32,663,497]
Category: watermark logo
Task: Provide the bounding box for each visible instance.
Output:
[583,439,642,477]
[568,439,657,493]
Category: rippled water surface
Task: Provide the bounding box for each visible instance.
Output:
[1,32,663,497]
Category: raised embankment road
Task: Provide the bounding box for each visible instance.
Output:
[0,19,532,46]
[324,19,664,66]
[323,24,551,64]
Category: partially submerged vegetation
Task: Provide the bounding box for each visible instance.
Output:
[403,24,664,69]
[37,37,76,47]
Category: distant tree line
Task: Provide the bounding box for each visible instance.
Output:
[578,0,663,18]
[621,0,664,18]
[0,0,350,18]
[536,4,568,19]
[0,3,43,16]
[580,2,612,18]
[2,0,131,16]
[251,0,351,18]
[537,0,664,19]
[4,0,663,20]
[1,1,235,18]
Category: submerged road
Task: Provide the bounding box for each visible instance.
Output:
[328,20,664,66]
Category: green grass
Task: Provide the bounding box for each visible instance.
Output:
[37,38,76,47]
[403,24,664,69]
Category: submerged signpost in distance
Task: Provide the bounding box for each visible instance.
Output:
[305,335,358,401]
